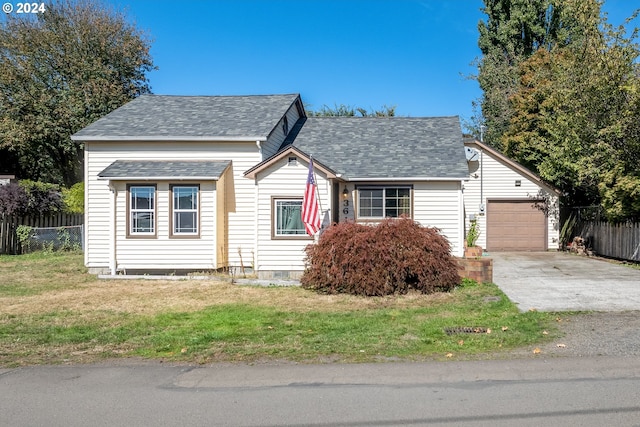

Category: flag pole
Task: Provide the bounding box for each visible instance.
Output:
[311,155,324,216]
[311,155,325,238]
[302,155,322,236]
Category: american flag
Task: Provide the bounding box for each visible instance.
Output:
[302,157,321,235]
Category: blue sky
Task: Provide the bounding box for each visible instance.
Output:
[106,0,639,126]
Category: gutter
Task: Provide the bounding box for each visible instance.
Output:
[70,135,268,142]
[347,177,468,182]
[97,176,223,181]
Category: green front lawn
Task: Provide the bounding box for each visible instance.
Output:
[0,252,558,366]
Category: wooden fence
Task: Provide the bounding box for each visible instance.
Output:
[0,213,84,255]
[576,221,640,262]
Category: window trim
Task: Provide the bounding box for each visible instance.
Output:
[271,196,314,240]
[170,184,200,238]
[126,184,157,238]
[355,186,413,221]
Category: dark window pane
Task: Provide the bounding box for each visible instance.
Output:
[174,187,197,210]
[131,187,154,210]
[358,189,384,217]
[132,212,153,233]
[175,212,197,233]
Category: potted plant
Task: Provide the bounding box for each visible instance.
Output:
[464,220,482,258]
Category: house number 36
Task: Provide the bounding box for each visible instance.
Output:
[343,199,349,214]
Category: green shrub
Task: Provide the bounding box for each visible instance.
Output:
[301,218,461,296]
[62,182,84,214]
[16,225,33,253]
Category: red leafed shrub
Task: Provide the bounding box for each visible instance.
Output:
[301,218,461,296]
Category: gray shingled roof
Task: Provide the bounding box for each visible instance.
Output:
[98,160,230,180]
[287,117,468,180]
[72,94,300,141]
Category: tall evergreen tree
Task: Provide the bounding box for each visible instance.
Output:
[475,0,563,149]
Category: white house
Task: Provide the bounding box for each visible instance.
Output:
[72,93,559,278]
[244,116,469,277]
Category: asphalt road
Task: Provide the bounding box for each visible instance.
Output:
[2,357,640,426]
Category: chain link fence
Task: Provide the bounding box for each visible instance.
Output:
[22,225,84,252]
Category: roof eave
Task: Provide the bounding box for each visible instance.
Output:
[72,135,268,142]
[346,177,468,182]
[98,176,223,181]
[244,145,338,179]
[465,139,562,196]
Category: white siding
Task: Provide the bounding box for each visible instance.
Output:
[112,181,217,270]
[463,145,560,250]
[84,141,261,272]
[337,181,464,257]
[413,181,464,257]
[254,157,330,273]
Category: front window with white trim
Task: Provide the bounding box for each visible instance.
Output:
[172,185,199,235]
[357,187,411,219]
[274,198,306,236]
[129,185,156,235]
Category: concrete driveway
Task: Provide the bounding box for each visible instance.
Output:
[490,252,640,312]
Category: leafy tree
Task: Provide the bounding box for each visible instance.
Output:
[503,0,640,220]
[475,0,565,149]
[0,0,155,186]
[307,104,396,117]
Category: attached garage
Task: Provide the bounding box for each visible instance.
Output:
[486,199,546,251]
[463,138,561,252]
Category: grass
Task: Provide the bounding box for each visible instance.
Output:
[0,252,559,366]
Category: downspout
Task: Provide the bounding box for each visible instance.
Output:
[254,140,261,276]
[458,180,465,257]
[254,177,259,277]
[83,146,89,267]
[109,183,117,275]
